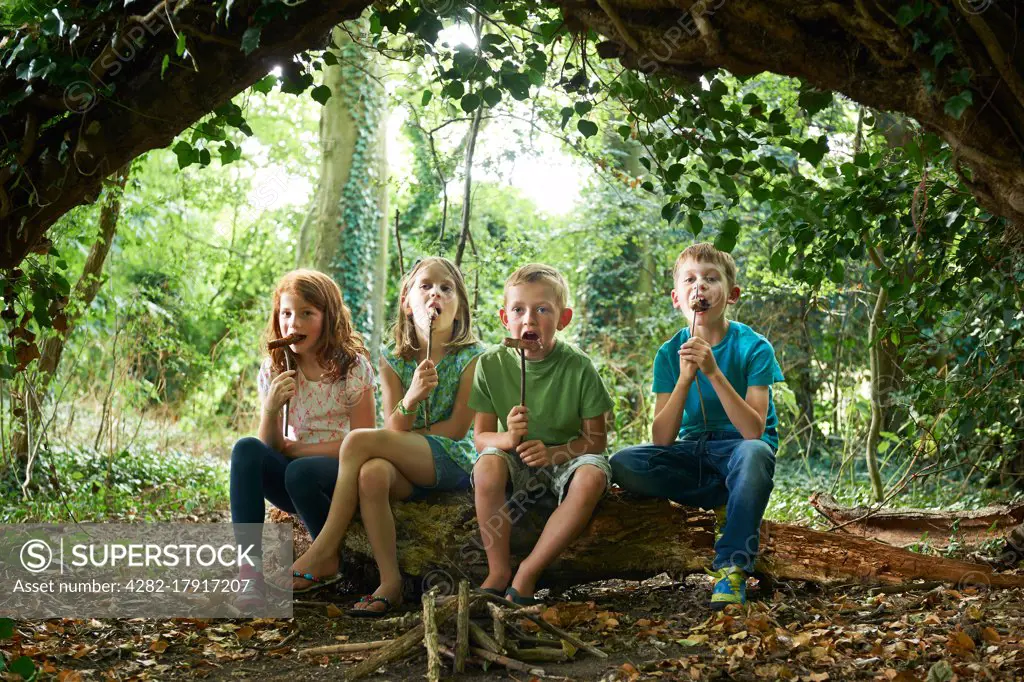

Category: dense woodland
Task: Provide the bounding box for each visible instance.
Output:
[1,0,1023,679]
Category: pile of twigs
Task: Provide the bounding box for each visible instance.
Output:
[297,580,608,680]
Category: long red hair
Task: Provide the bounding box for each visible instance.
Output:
[262,269,368,382]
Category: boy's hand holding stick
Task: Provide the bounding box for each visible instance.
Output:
[268,333,306,436]
[688,294,710,430]
[503,337,541,446]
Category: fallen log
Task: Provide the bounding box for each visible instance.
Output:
[809,492,1024,548]
[271,490,1024,594]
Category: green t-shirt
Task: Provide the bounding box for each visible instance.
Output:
[469,340,614,449]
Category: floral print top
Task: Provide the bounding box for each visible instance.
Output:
[258,353,375,444]
[383,342,485,473]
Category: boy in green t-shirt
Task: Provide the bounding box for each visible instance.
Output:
[470,264,614,605]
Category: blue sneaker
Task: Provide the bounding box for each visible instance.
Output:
[708,566,747,611]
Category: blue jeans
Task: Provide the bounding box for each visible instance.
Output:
[230,436,338,553]
[610,432,775,572]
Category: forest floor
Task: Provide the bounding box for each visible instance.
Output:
[4,446,1024,679]
[4,569,1024,681]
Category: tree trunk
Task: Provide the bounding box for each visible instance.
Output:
[809,492,1024,549]
[454,105,482,269]
[866,283,889,501]
[273,492,1024,595]
[370,104,390,368]
[6,166,130,471]
[454,17,486,270]
[792,295,823,455]
[297,22,386,337]
[999,522,1024,567]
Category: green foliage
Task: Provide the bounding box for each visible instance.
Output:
[766,454,1021,528]
[3,0,1022,523]
[0,253,72,378]
[0,655,35,680]
[0,445,228,523]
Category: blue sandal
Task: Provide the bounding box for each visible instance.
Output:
[291,570,343,595]
[505,587,544,606]
[347,594,395,618]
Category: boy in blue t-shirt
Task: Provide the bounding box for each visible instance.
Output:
[611,243,785,610]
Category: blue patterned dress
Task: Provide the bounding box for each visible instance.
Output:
[383,342,485,474]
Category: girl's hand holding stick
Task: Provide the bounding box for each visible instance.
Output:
[268,333,306,436]
[424,311,438,429]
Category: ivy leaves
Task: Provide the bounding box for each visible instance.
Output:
[1,253,72,379]
[241,27,262,56]
[943,90,973,120]
[171,102,253,170]
[605,71,840,253]
[896,0,976,121]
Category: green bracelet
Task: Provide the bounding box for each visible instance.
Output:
[394,399,418,416]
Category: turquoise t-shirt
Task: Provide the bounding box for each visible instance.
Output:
[383,342,485,474]
[652,321,785,449]
[469,340,614,449]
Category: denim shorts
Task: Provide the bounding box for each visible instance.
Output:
[406,435,471,501]
[472,447,612,504]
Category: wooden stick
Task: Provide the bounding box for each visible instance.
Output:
[298,640,390,657]
[688,296,709,430]
[519,347,526,406]
[438,644,461,666]
[267,333,306,436]
[424,311,436,429]
[455,580,470,673]
[469,646,546,676]
[506,645,569,663]
[474,591,607,659]
[503,338,540,411]
[394,209,404,276]
[515,635,563,648]
[439,645,490,674]
[345,594,470,680]
[868,581,943,596]
[468,621,505,655]
[369,612,420,629]
[487,602,506,650]
[282,347,294,436]
[423,591,441,682]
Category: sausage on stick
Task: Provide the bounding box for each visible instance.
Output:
[268,333,306,437]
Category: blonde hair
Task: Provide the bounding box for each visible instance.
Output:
[673,243,738,291]
[263,269,369,382]
[391,257,478,361]
[503,263,570,311]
